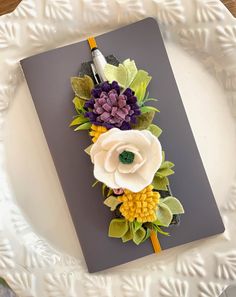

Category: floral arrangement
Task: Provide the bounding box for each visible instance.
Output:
[70,59,184,247]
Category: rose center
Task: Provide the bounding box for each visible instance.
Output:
[119,150,135,164]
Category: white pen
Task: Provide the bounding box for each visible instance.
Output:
[88,37,107,83]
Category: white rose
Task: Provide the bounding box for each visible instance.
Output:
[90,128,162,192]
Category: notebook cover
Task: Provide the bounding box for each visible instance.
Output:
[20,18,224,273]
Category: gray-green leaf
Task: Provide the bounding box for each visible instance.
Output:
[152,176,169,191]
[71,75,94,100]
[122,227,133,243]
[104,195,121,211]
[161,196,184,215]
[156,203,173,227]
[109,218,129,238]
[156,168,175,178]
[133,227,146,245]
[132,110,155,130]
[147,124,162,137]
[160,161,175,169]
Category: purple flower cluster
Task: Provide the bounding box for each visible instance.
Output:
[84,81,140,130]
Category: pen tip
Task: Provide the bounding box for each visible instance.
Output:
[88,37,97,50]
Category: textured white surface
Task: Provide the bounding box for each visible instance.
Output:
[0,0,236,296]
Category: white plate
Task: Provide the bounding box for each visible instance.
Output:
[1,0,236,296]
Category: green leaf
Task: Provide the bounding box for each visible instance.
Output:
[132,110,155,130]
[104,195,121,211]
[147,124,162,137]
[156,203,173,227]
[109,218,129,238]
[141,228,151,242]
[133,227,146,245]
[135,82,147,103]
[92,180,99,187]
[160,161,175,169]
[143,98,158,103]
[154,225,170,236]
[74,122,92,131]
[104,59,138,89]
[162,151,165,162]
[122,226,133,243]
[130,70,152,94]
[156,168,175,178]
[155,155,175,178]
[104,63,128,88]
[107,188,113,197]
[102,183,106,197]
[123,59,138,86]
[161,196,184,215]
[144,91,150,100]
[140,106,160,113]
[71,75,94,100]
[152,176,169,191]
[132,220,143,232]
[84,144,93,155]
[145,221,169,234]
[70,115,88,127]
[72,96,86,113]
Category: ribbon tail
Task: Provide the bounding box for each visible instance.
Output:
[150,230,162,253]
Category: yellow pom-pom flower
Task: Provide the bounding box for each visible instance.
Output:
[118,185,160,223]
[89,124,107,143]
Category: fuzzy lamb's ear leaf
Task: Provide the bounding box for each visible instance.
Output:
[104,63,128,88]
[132,110,155,130]
[130,70,152,94]
[156,203,173,227]
[71,75,94,100]
[133,227,146,245]
[147,124,162,137]
[161,196,184,215]
[109,218,129,238]
[104,195,121,211]
[123,59,138,86]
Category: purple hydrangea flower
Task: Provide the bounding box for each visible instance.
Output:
[84,81,141,130]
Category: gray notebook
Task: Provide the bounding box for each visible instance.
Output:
[21,18,224,273]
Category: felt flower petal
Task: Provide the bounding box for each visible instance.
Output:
[93,151,119,188]
[90,128,162,192]
[114,171,148,193]
[104,144,120,173]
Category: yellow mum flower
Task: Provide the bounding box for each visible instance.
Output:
[89,124,107,143]
[118,185,160,223]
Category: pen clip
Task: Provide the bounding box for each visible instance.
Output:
[91,63,101,85]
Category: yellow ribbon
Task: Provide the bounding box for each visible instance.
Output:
[150,230,162,253]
